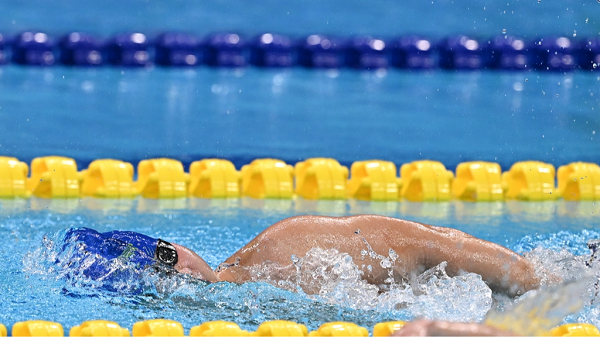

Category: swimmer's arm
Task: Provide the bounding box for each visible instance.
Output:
[431,232,539,296]
[172,243,220,283]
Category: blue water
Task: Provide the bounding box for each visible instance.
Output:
[0,68,599,171]
[1,0,599,38]
[1,199,600,332]
[0,1,599,170]
[2,0,600,333]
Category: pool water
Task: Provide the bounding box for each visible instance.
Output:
[0,1,599,171]
[1,68,599,172]
[1,198,599,332]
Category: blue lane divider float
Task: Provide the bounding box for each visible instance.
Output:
[250,33,294,67]
[59,33,104,66]
[483,36,528,71]
[12,31,56,66]
[155,32,202,67]
[107,32,151,67]
[204,33,246,67]
[1,31,600,71]
[389,36,435,69]
[297,34,346,68]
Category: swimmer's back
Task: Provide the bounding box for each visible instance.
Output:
[215,215,539,296]
[216,215,438,285]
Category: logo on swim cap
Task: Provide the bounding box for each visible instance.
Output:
[119,243,137,261]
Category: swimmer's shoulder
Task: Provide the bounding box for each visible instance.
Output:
[269,214,429,232]
[343,214,431,229]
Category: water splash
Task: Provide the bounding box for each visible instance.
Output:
[22,228,600,329]
[22,229,163,295]
[524,247,591,285]
[485,279,591,335]
[248,247,493,322]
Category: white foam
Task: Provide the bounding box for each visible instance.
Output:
[248,247,493,321]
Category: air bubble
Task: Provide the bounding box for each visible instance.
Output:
[502,29,507,34]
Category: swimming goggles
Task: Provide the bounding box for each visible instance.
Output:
[155,239,178,267]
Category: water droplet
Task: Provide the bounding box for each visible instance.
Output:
[355,229,361,234]
[361,249,368,256]
[538,0,541,3]
[389,249,399,261]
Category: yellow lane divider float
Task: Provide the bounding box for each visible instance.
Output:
[250,320,308,336]
[347,160,399,201]
[189,159,241,198]
[2,156,600,201]
[2,320,598,336]
[308,322,368,336]
[550,323,600,336]
[241,159,294,199]
[70,320,129,336]
[557,162,600,201]
[135,158,189,199]
[190,321,248,336]
[452,161,504,202]
[372,321,406,337]
[27,156,81,198]
[399,160,453,202]
[81,159,136,198]
[0,156,29,198]
[12,320,64,336]
[132,319,184,336]
[295,158,348,200]
[503,161,558,201]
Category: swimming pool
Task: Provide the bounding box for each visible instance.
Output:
[0,198,598,332]
[2,0,600,335]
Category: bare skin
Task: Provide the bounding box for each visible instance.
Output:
[391,319,518,336]
[171,215,541,296]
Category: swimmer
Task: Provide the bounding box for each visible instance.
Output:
[61,215,544,296]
